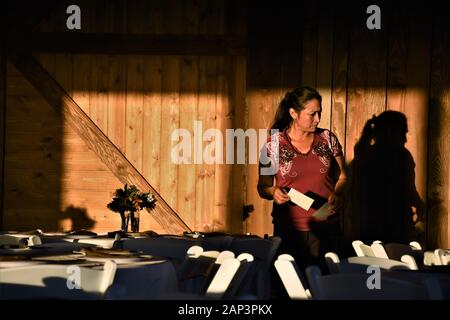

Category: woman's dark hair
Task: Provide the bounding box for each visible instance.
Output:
[270,87,322,131]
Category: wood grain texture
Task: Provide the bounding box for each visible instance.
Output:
[9,53,191,234]
[345,3,387,162]
[160,56,180,216]
[0,32,5,229]
[316,1,334,130]
[386,3,432,246]
[428,3,450,249]
[177,56,198,229]
[125,55,144,172]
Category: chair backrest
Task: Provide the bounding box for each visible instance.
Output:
[204,258,241,299]
[434,249,450,266]
[0,260,117,299]
[409,241,422,250]
[352,240,365,257]
[325,253,415,274]
[324,252,340,274]
[274,254,311,300]
[177,247,235,295]
[222,253,255,299]
[305,265,436,300]
[229,236,281,299]
[371,242,389,259]
[383,242,424,262]
[400,254,419,270]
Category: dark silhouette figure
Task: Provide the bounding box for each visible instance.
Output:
[344,111,425,247]
[62,205,96,232]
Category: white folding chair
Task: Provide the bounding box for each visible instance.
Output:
[434,249,450,265]
[352,240,378,257]
[324,252,416,274]
[376,241,424,262]
[204,258,242,299]
[229,236,281,299]
[274,254,311,299]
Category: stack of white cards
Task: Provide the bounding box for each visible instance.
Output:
[287,188,330,220]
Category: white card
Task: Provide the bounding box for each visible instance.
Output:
[312,202,331,220]
[287,188,314,210]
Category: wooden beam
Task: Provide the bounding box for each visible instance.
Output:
[10,33,248,56]
[0,14,6,230]
[9,53,191,235]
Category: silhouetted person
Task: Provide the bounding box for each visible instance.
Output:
[345,111,424,246]
[62,205,96,232]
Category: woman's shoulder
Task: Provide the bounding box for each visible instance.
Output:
[316,128,343,156]
[316,128,340,142]
[266,130,288,144]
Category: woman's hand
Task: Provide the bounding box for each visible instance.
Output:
[328,193,343,213]
[273,187,291,205]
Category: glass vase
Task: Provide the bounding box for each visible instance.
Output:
[130,211,140,233]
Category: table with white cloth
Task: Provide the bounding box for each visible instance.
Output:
[103,259,179,299]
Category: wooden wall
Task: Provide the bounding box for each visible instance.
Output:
[3,0,246,234]
[245,1,450,249]
[2,0,449,248]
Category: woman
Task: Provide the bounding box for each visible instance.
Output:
[258,87,346,271]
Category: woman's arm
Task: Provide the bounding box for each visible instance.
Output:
[257,169,290,204]
[334,155,347,195]
[328,155,347,211]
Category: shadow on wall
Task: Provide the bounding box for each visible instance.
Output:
[61,205,96,231]
[344,111,426,248]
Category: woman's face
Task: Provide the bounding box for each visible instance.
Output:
[291,99,322,132]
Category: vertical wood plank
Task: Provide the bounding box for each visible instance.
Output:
[0,29,5,229]
[106,0,127,33]
[163,0,182,34]
[160,57,180,214]
[386,3,432,246]
[228,0,247,234]
[230,56,247,234]
[214,57,232,232]
[72,54,91,114]
[196,57,216,231]
[125,55,144,172]
[107,55,126,154]
[145,0,163,34]
[316,1,334,130]
[182,0,199,34]
[142,56,162,191]
[54,54,73,96]
[126,0,147,34]
[331,4,350,238]
[90,54,109,133]
[331,3,349,160]
[345,3,387,162]
[177,57,198,229]
[428,2,450,249]
[301,1,318,88]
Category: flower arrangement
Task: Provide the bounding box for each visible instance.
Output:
[107,184,157,232]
